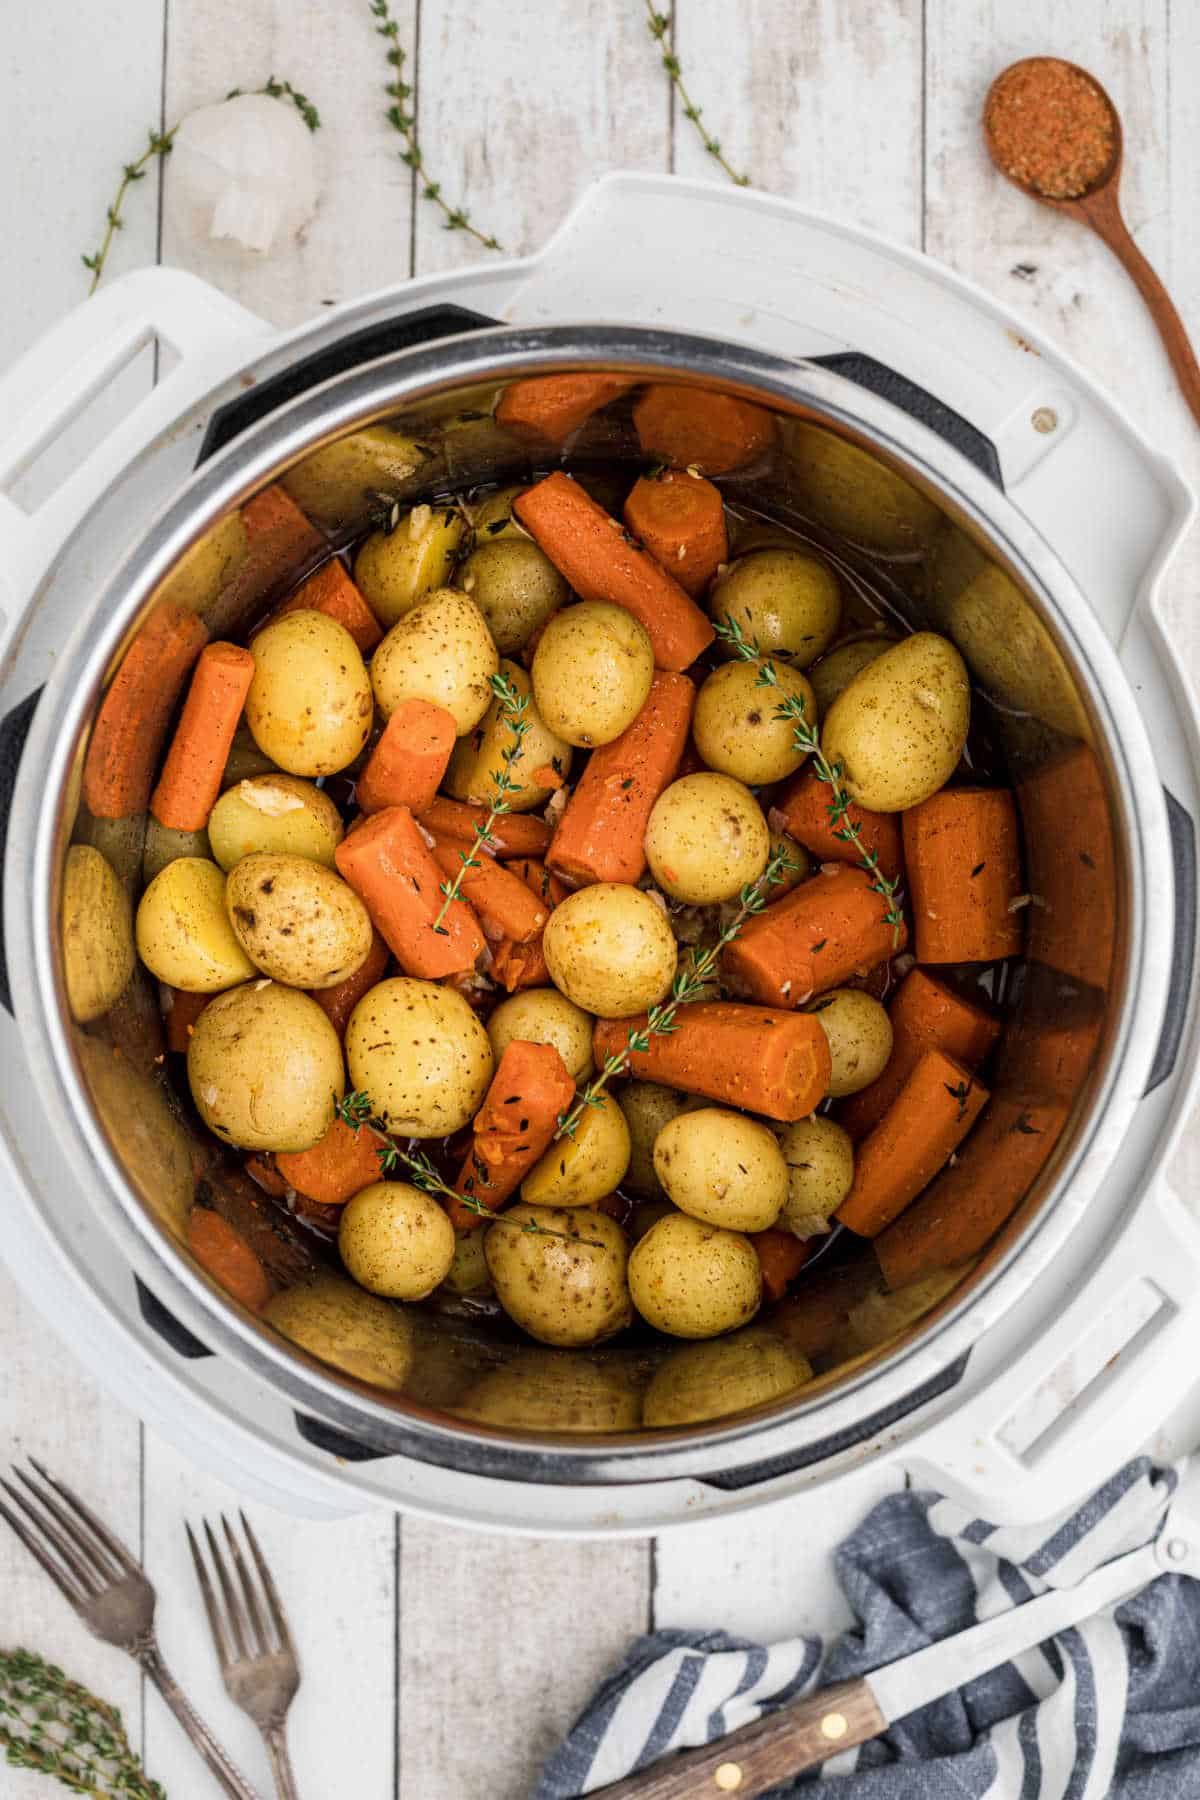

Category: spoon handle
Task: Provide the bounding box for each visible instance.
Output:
[1079,183,1200,429]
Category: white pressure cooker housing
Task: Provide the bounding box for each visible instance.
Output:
[1,175,1197,1536]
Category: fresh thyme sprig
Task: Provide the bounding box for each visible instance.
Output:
[553,841,798,1142]
[0,1648,163,1796]
[643,3,752,188]
[713,615,905,944]
[226,77,322,134]
[371,0,504,252]
[430,671,531,934]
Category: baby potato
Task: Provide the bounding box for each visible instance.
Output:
[338,1180,456,1300]
[532,602,654,748]
[188,979,343,1151]
[353,503,467,628]
[444,659,570,813]
[485,1205,631,1347]
[488,987,594,1083]
[645,773,769,905]
[783,419,943,555]
[221,721,279,788]
[811,988,893,1098]
[776,1116,854,1236]
[521,1095,631,1208]
[246,611,373,778]
[136,858,256,993]
[278,425,435,531]
[371,588,498,734]
[617,1082,690,1195]
[142,821,211,886]
[820,631,970,812]
[62,845,134,1022]
[471,484,528,541]
[809,633,898,716]
[830,1266,965,1362]
[345,977,494,1139]
[628,1213,762,1339]
[458,1348,642,1432]
[643,1327,812,1426]
[542,883,676,1018]
[208,775,344,871]
[653,1107,787,1231]
[711,548,841,669]
[442,1228,493,1297]
[459,538,568,654]
[693,659,815,785]
[263,1272,414,1388]
[226,853,373,989]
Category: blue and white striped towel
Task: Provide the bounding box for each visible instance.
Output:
[537,1458,1200,1798]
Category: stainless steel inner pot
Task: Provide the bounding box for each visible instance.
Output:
[6,318,1178,1489]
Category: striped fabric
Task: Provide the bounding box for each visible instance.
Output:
[537,1460,1200,1799]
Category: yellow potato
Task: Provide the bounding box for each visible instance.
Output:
[246,611,373,778]
[783,420,943,554]
[353,503,467,627]
[221,721,279,788]
[810,989,893,1098]
[345,976,494,1139]
[187,979,343,1152]
[820,631,970,812]
[829,1266,966,1362]
[444,658,570,812]
[142,821,211,886]
[278,425,435,531]
[776,1116,854,1237]
[484,1205,631,1347]
[628,1213,762,1339]
[653,1107,787,1231]
[225,853,373,989]
[74,1031,194,1242]
[643,1328,812,1426]
[487,987,594,1083]
[521,1095,631,1208]
[62,845,134,1023]
[157,511,248,615]
[531,602,654,748]
[208,775,344,871]
[645,773,769,904]
[442,1229,493,1297]
[73,811,146,894]
[457,1349,641,1432]
[808,633,898,716]
[711,548,841,668]
[470,484,529,541]
[617,1082,690,1195]
[459,538,568,653]
[693,659,815,785]
[542,883,676,1018]
[136,859,256,993]
[629,1196,676,1243]
[370,588,498,734]
[263,1273,414,1387]
[338,1181,456,1300]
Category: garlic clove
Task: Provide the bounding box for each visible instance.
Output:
[167,92,319,256]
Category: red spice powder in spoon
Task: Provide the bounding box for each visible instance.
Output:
[985,58,1116,199]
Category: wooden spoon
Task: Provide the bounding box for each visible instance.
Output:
[983,55,1200,429]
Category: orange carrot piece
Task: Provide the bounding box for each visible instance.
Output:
[163,986,211,1054]
[903,787,1024,964]
[430,838,550,944]
[310,929,389,1037]
[489,860,566,990]
[82,606,211,819]
[417,797,552,860]
[334,805,484,979]
[837,968,1001,1141]
[770,1260,879,1361]
[774,767,903,882]
[356,699,458,816]
[277,1114,384,1207]
[244,1154,290,1199]
[241,483,324,558]
[751,1228,813,1302]
[187,1208,271,1311]
[514,472,714,671]
[1017,744,1116,990]
[836,1049,989,1238]
[275,559,383,655]
[593,1003,831,1123]
[547,672,696,887]
[623,471,728,598]
[723,865,907,1008]
[507,857,566,908]
[149,641,256,832]
[632,384,776,475]
[495,373,635,446]
[447,1040,576,1231]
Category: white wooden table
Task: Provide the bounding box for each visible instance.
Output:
[3,2,1200,1795]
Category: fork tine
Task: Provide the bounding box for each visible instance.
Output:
[239,1510,296,1661]
[203,1519,249,1661]
[14,1467,122,1584]
[0,1490,89,1610]
[221,1515,271,1656]
[0,1479,98,1600]
[27,1458,139,1576]
[186,1523,234,1671]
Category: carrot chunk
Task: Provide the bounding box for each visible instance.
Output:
[593,1003,831,1123]
[417,797,551,861]
[547,672,695,887]
[241,483,324,559]
[835,1049,989,1238]
[244,1154,290,1199]
[623,471,728,598]
[334,805,484,979]
[488,859,567,990]
[356,700,458,816]
[495,373,635,446]
[275,559,383,655]
[722,865,906,1008]
[514,472,714,671]
[837,968,1000,1141]
[751,1228,813,1302]
[632,384,776,474]
[903,787,1024,964]
[149,641,256,832]
[163,986,211,1054]
[430,838,549,944]
[774,767,903,882]
[310,929,389,1037]
[277,1114,384,1207]
[447,1040,576,1231]
[83,606,211,819]
[1017,744,1116,989]
[187,1208,271,1311]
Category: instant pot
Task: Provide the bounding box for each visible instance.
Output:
[1,173,1197,1536]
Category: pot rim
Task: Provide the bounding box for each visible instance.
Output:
[9,322,1171,1483]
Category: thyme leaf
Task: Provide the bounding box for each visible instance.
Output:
[429,670,531,932]
[642,3,752,187]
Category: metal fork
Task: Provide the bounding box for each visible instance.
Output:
[187,1511,302,1800]
[0,1459,262,1800]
